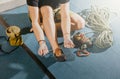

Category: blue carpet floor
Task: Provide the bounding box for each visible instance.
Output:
[0,0,120,79]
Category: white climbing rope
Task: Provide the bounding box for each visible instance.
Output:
[79,0,113,48]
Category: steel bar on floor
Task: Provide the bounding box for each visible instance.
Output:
[0,15,56,79]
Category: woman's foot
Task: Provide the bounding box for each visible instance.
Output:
[38,41,49,56]
[54,48,66,62]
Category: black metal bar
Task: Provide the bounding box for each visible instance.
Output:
[0,15,9,28]
[0,15,56,79]
[22,44,56,79]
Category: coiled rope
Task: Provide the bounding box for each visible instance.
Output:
[79,4,113,48]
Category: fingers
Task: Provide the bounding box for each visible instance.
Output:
[38,47,43,56]
[38,45,49,56]
[64,42,74,48]
[64,39,75,48]
[43,47,49,56]
[38,48,48,56]
[30,28,33,32]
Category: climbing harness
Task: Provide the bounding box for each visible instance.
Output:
[6,26,23,46]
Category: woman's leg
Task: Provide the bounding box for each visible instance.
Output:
[40,6,59,53]
[70,12,85,31]
[40,6,66,61]
[55,12,85,34]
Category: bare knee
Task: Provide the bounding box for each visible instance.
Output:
[40,6,53,19]
[76,17,85,30]
[71,13,85,30]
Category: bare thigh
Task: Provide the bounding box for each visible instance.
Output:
[70,11,85,31]
[39,10,85,37]
[54,11,85,36]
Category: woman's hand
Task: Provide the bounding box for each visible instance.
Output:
[38,41,49,56]
[64,37,75,48]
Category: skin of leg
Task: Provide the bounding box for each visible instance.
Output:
[70,11,85,30]
[40,6,60,53]
[55,12,85,34]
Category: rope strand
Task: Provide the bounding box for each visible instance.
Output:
[79,4,113,48]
